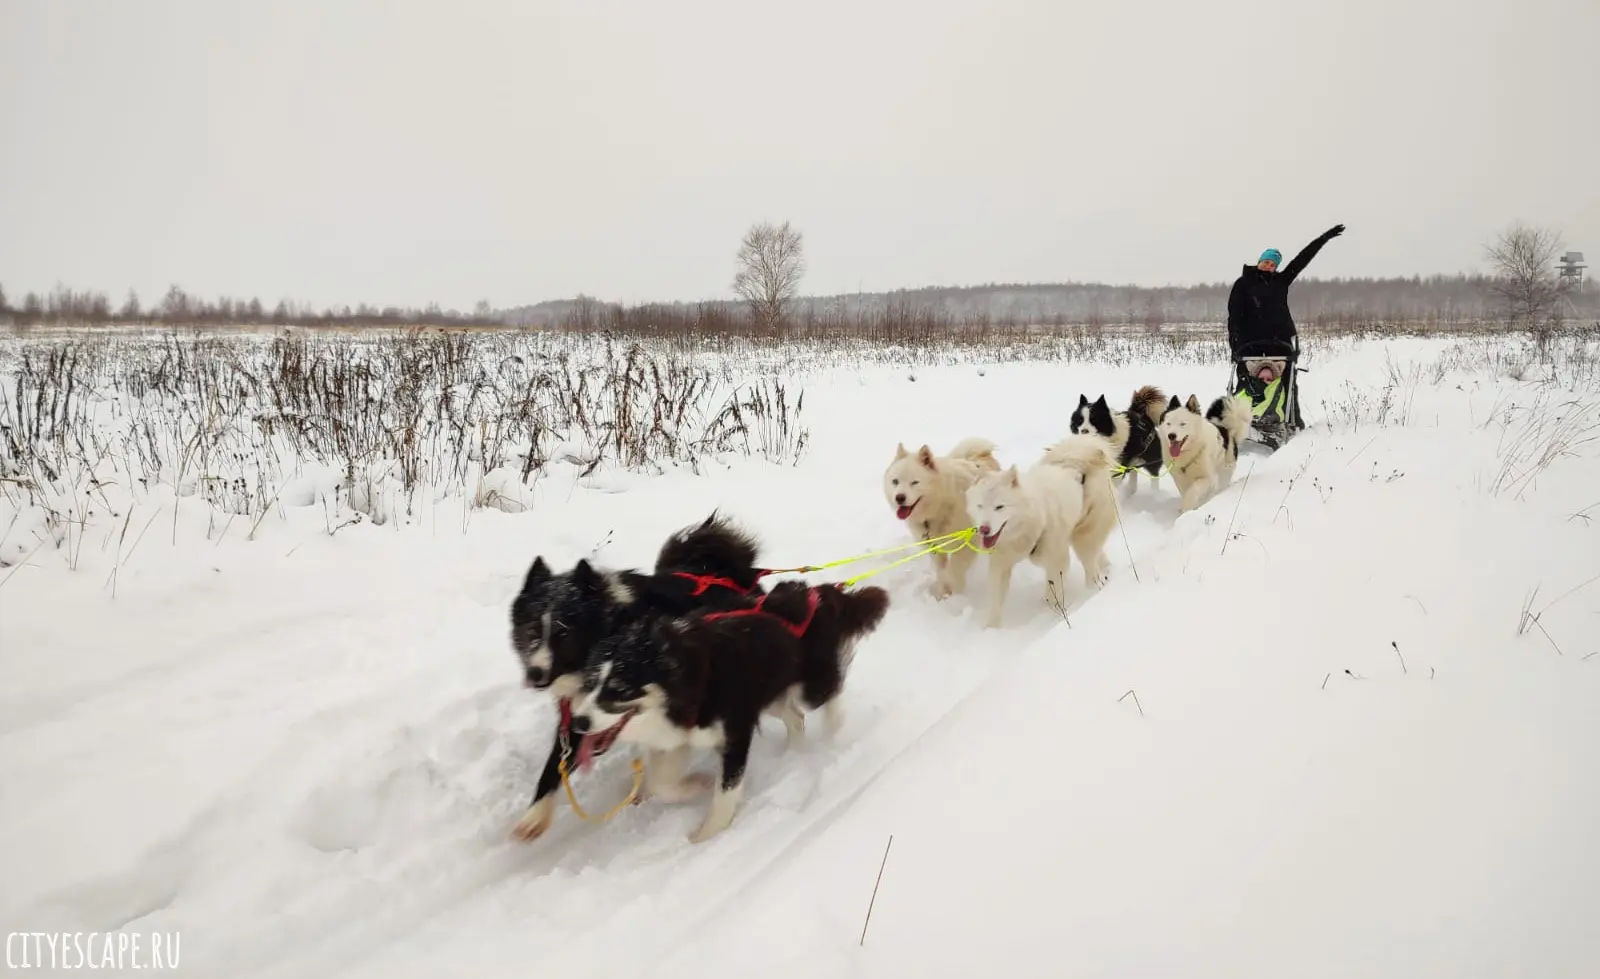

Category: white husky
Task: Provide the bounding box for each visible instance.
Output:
[1157,393,1253,514]
[882,437,1001,599]
[963,434,1118,629]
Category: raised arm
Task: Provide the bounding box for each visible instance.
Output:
[1280,223,1346,284]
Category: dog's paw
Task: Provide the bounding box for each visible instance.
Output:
[689,813,731,844]
[510,799,554,842]
[779,704,806,748]
[930,578,955,600]
[822,700,845,740]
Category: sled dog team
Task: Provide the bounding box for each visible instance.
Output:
[506,513,892,845]
[505,384,1252,845]
[886,384,1253,630]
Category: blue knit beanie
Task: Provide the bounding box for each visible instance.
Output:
[1259,248,1282,265]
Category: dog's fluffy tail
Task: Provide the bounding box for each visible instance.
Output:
[1205,392,1254,448]
[948,436,1000,472]
[767,581,891,707]
[655,510,761,579]
[1128,384,1166,426]
[1039,432,1117,474]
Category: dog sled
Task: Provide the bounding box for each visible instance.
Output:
[1228,337,1304,451]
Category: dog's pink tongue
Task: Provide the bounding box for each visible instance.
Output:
[575,736,597,772]
[1169,439,1184,457]
[896,504,913,520]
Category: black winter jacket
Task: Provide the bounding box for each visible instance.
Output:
[1227,224,1343,354]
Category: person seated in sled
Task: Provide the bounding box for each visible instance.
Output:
[1225,223,1345,434]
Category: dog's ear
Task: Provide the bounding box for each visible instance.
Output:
[1167,395,1181,411]
[916,445,937,470]
[1077,394,1088,407]
[1185,394,1201,413]
[520,556,551,594]
[1093,394,1107,407]
[571,558,604,593]
[1006,465,1020,487]
[893,442,908,460]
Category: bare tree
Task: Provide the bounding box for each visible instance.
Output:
[160,283,192,321]
[120,289,141,321]
[733,220,805,329]
[1484,222,1564,326]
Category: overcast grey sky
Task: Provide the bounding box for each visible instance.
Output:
[2,0,1596,310]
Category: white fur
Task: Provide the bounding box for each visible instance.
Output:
[612,709,727,753]
[882,436,1002,599]
[524,611,554,675]
[641,746,713,804]
[774,689,806,748]
[548,673,583,700]
[602,573,635,606]
[690,780,744,843]
[511,794,557,841]
[612,711,740,842]
[1075,410,1130,449]
[1158,393,1253,514]
[522,611,582,698]
[964,434,1118,629]
[822,698,845,739]
[571,667,823,842]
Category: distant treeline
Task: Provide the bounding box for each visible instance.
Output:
[3,272,1595,335]
[503,274,1600,331]
[0,283,502,329]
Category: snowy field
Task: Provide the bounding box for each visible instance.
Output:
[2,327,1598,978]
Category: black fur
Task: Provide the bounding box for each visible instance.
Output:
[652,509,763,589]
[576,579,891,824]
[1203,397,1238,458]
[765,579,891,711]
[1070,386,1165,477]
[509,511,766,692]
[508,512,768,824]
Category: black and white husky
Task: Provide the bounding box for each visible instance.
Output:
[563,579,891,843]
[1069,385,1167,496]
[1156,393,1253,514]
[509,511,765,698]
[507,512,770,841]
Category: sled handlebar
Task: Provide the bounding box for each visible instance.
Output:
[1230,338,1300,360]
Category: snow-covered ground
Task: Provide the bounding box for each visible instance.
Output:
[2,330,1597,978]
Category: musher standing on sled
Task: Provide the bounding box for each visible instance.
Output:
[1226,223,1345,436]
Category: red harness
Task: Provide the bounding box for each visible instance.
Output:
[701,587,821,638]
[557,696,573,740]
[672,571,758,596]
[555,585,815,745]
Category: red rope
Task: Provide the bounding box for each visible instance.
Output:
[702,587,821,638]
[558,696,573,740]
[673,571,758,596]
